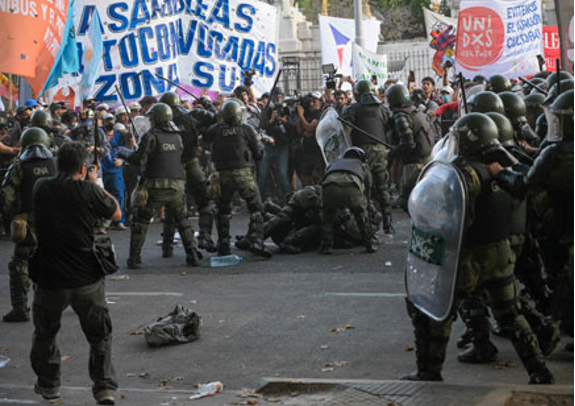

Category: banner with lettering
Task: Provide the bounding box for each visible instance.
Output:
[0,0,73,96]
[352,43,388,86]
[543,26,561,71]
[61,0,279,102]
[455,0,544,79]
[555,0,574,73]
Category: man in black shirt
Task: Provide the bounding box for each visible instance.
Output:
[30,142,121,405]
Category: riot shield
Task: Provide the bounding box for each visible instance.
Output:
[430,133,457,162]
[405,160,467,321]
[461,84,486,116]
[315,107,352,165]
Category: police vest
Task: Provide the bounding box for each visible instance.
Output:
[145,130,184,179]
[465,161,512,245]
[397,106,436,160]
[352,103,388,146]
[325,158,365,182]
[212,125,254,171]
[19,158,57,214]
[509,199,527,235]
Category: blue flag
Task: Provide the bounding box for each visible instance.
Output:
[81,8,104,97]
[39,0,80,97]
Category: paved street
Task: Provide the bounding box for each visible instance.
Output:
[0,208,573,405]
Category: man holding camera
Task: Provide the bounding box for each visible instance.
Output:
[30,142,121,404]
[296,92,326,187]
[259,87,292,205]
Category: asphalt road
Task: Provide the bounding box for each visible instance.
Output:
[0,208,572,405]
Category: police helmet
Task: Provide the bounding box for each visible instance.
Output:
[30,110,53,132]
[353,80,375,99]
[545,89,574,141]
[469,91,505,114]
[453,113,500,157]
[20,127,50,151]
[146,103,173,127]
[545,70,574,89]
[342,147,366,162]
[487,74,512,93]
[385,84,410,109]
[159,92,181,109]
[544,79,575,105]
[522,77,546,95]
[486,112,515,147]
[498,91,527,124]
[220,99,243,126]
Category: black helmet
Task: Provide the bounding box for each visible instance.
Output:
[535,113,547,140]
[524,93,545,127]
[470,91,505,114]
[486,112,514,146]
[20,127,50,150]
[498,91,527,124]
[453,113,500,157]
[353,80,375,99]
[545,89,574,141]
[146,103,173,127]
[159,92,181,109]
[385,84,410,109]
[30,110,53,132]
[529,83,548,96]
[544,79,575,105]
[545,70,574,89]
[220,99,243,126]
[522,77,546,95]
[342,146,366,162]
[487,74,512,93]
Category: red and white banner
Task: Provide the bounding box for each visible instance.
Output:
[455,0,544,79]
[543,26,561,71]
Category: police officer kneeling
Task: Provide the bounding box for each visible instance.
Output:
[121,103,199,268]
[318,147,376,255]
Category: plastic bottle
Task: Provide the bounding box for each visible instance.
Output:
[189,381,223,400]
[210,255,242,267]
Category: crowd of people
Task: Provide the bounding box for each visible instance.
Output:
[0,67,573,404]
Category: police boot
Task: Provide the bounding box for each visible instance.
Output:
[126,256,142,269]
[520,297,560,357]
[198,232,217,253]
[457,326,472,349]
[3,281,29,322]
[279,242,301,254]
[177,219,200,267]
[492,321,513,338]
[382,213,395,235]
[162,244,173,258]
[528,366,555,384]
[249,213,272,258]
[217,215,232,256]
[457,340,498,364]
[401,300,443,382]
[354,212,377,254]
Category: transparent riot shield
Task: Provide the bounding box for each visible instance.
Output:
[315,107,352,165]
[405,161,467,321]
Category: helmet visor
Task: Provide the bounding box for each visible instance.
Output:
[545,106,573,142]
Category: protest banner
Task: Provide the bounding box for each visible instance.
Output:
[352,43,387,86]
[0,0,73,96]
[555,0,574,73]
[543,26,561,71]
[61,0,279,102]
[319,15,380,77]
[423,8,457,77]
[455,0,544,79]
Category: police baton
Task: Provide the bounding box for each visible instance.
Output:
[458,72,468,114]
[336,116,393,149]
[153,73,201,101]
[114,84,140,140]
[518,77,549,96]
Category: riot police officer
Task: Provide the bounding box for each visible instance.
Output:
[386,84,436,212]
[341,80,393,233]
[203,99,270,258]
[469,91,505,115]
[159,92,217,254]
[487,74,512,93]
[489,90,574,353]
[30,110,71,153]
[318,147,376,255]
[499,91,540,146]
[122,103,199,268]
[403,113,553,384]
[1,128,56,321]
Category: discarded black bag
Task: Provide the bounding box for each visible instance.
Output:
[144,305,201,347]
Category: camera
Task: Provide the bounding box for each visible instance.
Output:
[243,69,256,87]
[322,64,342,90]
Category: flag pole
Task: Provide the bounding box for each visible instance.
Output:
[354,0,364,47]
[8,74,13,114]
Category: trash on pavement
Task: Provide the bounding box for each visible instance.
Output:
[0,356,10,368]
[189,381,223,400]
[144,305,201,347]
[210,254,242,267]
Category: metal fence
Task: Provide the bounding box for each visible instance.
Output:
[278,42,438,96]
